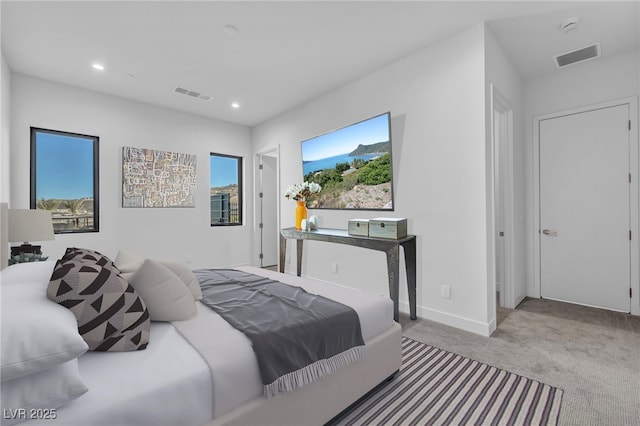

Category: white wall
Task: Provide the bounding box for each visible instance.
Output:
[523,49,640,295]
[1,0,10,266]
[525,50,639,119]
[10,74,253,266]
[0,48,10,269]
[252,24,494,335]
[1,50,10,204]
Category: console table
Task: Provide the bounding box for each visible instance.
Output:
[279,227,417,322]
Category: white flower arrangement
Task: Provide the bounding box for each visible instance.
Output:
[283,181,322,202]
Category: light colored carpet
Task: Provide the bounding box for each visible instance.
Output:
[400,298,640,426]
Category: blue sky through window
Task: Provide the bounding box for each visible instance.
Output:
[35,132,94,200]
[210,155,239,187]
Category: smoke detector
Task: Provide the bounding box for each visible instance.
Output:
[554,43,601,69]
[173,87,212,101]
[560,17,580,35]
[223,25,239,36]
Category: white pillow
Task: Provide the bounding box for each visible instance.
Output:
[115,250,202,301]
[1,282,89,381]
[158,260,203,301]
[1,359,88,426]
[0,261,56,286]
[129,259,197,321]
[114,250,144,274]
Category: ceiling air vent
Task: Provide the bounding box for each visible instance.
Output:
[554,43,600,69]
[173,86,212,101]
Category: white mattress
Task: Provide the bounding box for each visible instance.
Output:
[26,323,213,426]
[25,266,394,426]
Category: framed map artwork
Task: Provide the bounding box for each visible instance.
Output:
[122,146,197,208]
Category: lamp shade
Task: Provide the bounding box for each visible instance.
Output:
[8,209,55,243]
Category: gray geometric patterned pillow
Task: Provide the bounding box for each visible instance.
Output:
[47,261,150,351]
[61,247,117,269]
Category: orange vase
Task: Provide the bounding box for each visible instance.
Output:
[295,201,308,230]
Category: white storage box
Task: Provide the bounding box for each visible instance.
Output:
[348,219,370,237]
[369,218,407,239]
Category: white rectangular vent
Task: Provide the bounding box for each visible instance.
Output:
[173,87,212,101]
[554,43,600,69]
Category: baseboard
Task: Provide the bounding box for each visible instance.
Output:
[399,300,493,337]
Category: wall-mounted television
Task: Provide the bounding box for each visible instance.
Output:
[301,112,394,210]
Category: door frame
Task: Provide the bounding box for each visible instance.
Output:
[490,85,518,310]
[253,145,280,268]
[532,97,639,315]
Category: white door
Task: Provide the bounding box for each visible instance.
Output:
[258,153,278,267]
[491,85,519,311]
[539,104,631,312]
[494,108,506,306]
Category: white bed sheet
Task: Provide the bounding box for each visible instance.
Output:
[25,323,212,426]
[173,266,395,419]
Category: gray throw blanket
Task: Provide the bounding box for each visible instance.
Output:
[193,268,365,398]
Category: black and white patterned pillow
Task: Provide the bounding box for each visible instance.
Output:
[61,247,117,270]
[47,261,150,352]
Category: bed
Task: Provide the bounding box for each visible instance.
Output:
[1,252,402,426]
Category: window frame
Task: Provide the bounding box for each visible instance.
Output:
[209,152,243,227]
[30,127,100,234]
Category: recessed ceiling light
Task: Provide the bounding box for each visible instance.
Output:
[92,63,105,71]
[223,25,239,36]
[231,102,240,109]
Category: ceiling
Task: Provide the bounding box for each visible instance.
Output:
[1,1,638,127]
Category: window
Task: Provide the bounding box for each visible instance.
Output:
[210,153,242,226]
[31,128,99,233]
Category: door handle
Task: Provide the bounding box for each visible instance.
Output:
[542,229,558,236]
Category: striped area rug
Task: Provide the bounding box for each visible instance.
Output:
[330,337,563,426]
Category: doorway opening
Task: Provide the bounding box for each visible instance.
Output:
[255,146,280,269]
[491,85,518,324]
